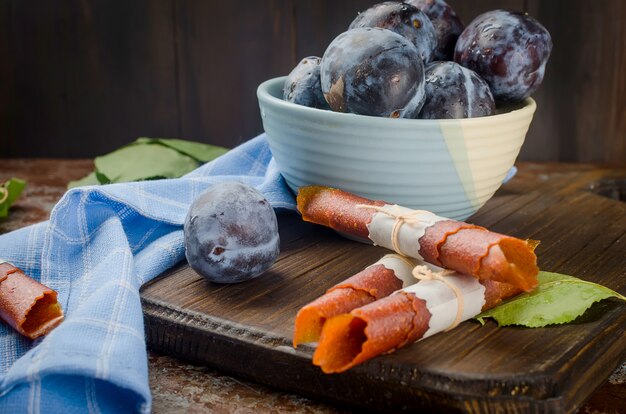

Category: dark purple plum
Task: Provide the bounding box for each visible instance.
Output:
[454,10,552,103]
[418,61,495,119]
[406,0,464,60]
[283,56,330,109]
[184,182,279,284]
[349,2,437,64]
[320,28,426,118]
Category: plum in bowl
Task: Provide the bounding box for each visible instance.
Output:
[257,76,535,221]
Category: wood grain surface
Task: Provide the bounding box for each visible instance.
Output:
[524,0,626,164]
[173,0,295,149]
[141,164,626,413]
[0,160,624,413]
[1,0,180,157]
[2,0,626,164]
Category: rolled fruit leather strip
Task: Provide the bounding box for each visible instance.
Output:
[297,186,539,292]
[293,254,418,347]
[313,266,522,374]
[0,260,64,339]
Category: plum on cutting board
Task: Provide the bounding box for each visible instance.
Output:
[454,9,552,103]
[320,27,426,118]
[349,1,437,64]
[418,61,495,119]
[406,0,464,61]
[283,56,330,109]
[184,182,280,284]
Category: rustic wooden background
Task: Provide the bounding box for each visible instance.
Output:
[2,0,625,164]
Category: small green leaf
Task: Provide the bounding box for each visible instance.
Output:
[94,170,112,185]
[94,144,199,183]
[475,271,626,328]
[68,172,101,188]
[0,178,27,218]
[3,178,26,206]
[135,137,229,162]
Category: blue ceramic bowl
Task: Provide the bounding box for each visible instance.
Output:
[257,76,536,220]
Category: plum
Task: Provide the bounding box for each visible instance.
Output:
[454,10,552,103]
[184,182,280,284]
[406,0,464,61]
[349,1,437,64]
[320,27,426,118]
[418,61,495,119]
[283,56,330,109]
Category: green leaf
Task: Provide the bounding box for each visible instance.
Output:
[94,144,199,184]
[134,137,229,162]
[0,178,27,218]
[3,178,26,206]
[67,171,101,188]
[475,271,626,327]
[67,138,229,189]
[94,170,112,185]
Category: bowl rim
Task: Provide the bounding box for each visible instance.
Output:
[257,76,536,126]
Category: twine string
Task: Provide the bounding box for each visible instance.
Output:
[366,253,416,274]
[356,204,431,256]
[382,253,416,269]
[412,265,465,332]
[356,204,464,331]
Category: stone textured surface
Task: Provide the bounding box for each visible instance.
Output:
[0,159,94,233]
[148,353,346,414]
[0,159,623,413]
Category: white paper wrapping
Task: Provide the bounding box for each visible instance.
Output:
[366,204,447,260]
[403,270,486,338]
[375,254,417,288]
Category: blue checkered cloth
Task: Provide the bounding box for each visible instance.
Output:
[0,133,517,413]
[0,134,296,413]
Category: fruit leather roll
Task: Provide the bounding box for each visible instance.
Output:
[293,254,417,347]
[313,267,521,373]
[297,186,538,291]
[0,260,64,339]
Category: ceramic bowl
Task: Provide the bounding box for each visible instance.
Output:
[257,76,536,221]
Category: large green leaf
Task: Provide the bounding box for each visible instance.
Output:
[67,138,229,188]
[135,137,229,162]
[475,271,626,327]
[0,178,27,218]
[94,144,199,183]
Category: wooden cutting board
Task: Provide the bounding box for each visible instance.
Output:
[140,164,626,413]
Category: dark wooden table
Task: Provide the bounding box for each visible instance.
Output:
[0,159,624,413]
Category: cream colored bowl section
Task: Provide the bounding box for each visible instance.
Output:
[258,77,536,220]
